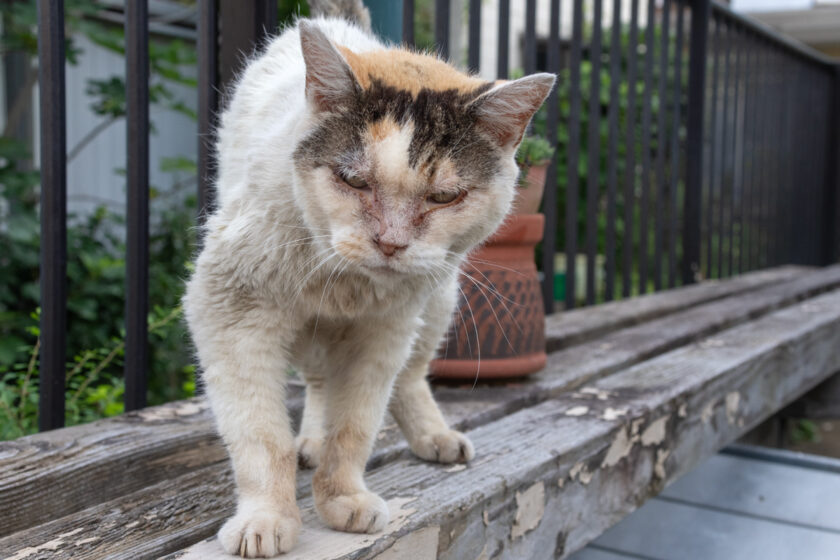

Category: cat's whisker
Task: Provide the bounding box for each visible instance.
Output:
[264,235,333,254]
[310,255,348,343]
[454,283,481,390]
[293,246,339,301]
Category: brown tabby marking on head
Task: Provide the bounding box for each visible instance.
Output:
[294,78,499,189]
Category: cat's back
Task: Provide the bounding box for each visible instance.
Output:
[214,18,383,207]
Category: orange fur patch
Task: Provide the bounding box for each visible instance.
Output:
[366,116,400,141]
[338,47,486,96]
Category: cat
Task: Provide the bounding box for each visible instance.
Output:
[183,2,554,556]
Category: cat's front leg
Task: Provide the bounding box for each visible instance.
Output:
[390,277,475,464]
[312,318,417,534]
[185,285,301,557]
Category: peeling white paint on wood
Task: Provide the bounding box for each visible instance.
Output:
[602,427,633,467]
[511,482,545,539]
[7,528,84,560]
[602,407,628,421]
[641,416,669,446]
[374,526,439,560]
[579,387,613,400]
[725,392,741,425]
[654,449,670,479]
[565,406,589,416]
[136,399,208,421]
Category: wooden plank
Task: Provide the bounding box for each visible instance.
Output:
[659,452,840,531]
[4,267,839,536]
[589,498,840,560]
[163,288,840,559]
[545,266,806,351]
[5,288,840,559]
[374,265,840,465]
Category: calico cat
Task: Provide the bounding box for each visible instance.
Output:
[184,2,553,556]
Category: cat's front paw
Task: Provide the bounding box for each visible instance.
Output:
[411,429,475,463]
[218,503,301,558]
[295,435,323,469]
[316,491,389,533]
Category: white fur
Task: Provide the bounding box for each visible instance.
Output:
[184,17,547,558]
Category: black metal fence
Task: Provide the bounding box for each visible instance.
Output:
[34,0,839,430]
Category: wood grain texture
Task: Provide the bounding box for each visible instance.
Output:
[4,285,840,560]
[2,270,809,535]
[545,266,806,351]
[3,267,840,559]
[159,287,840,560]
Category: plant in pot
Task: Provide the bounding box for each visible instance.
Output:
[431,135,554,380]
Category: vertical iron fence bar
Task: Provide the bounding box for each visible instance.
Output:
[780,53,793,265]
[809,71,821,264]
[565,0,585,309]
[198,0,218,224]
[497,0,510,78]
[541,0,561,314]
[525,0,537,76]
[435,0,450,59]
[467,0,481,72]
[767,47,782,266]
[585,0,604,305]
[740,34,755,272]
[717,20,730,277]
[125,0,150,411]
[219,0,277,89]
[639,0,657,292]
[402,0,415,46]
[704,17,721,278]
[823,64,840,265]
[682,0,714,284]
[792,66,809,264]
[37,0,67,431]
[754,39,768,269]
[653,0,671,291]
[604,0,622,301]
[668,1,685,288]
[622,0,641,297]
[728,24,741,276]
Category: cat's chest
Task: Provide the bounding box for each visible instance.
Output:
[299,270,422,320]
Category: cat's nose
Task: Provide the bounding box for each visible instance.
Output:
[374,238,407,257]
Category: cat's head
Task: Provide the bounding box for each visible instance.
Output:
[292,21,554,277]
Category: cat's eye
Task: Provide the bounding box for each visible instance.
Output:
[427,191,459,205]
[337,170,368,190]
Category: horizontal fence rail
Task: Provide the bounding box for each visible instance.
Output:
[32,0,839,430]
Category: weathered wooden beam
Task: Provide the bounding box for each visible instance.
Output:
[3,266,839,536]
[545,265,805,351]
[174,288,840,559]
[6,287,837,559]
[5,281,840,559]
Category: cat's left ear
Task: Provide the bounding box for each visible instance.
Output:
[299,21,360,112]
[471,73,556,149]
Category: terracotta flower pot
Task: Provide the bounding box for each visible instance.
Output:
[511,163,548,215]
[430,214,547,379]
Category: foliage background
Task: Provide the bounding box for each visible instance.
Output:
[1,0,685,439]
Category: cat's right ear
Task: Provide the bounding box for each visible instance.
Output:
[299,21,360,112]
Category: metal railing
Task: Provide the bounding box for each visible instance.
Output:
[34,0,840,430]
